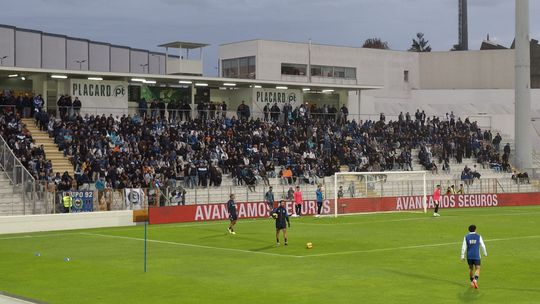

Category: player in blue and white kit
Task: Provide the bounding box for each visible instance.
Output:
[460,224,487,289]
[227,194,238,235]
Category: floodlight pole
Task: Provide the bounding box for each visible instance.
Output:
[140,63,149,73]
[0,55,8,66]
[75,59,86,70]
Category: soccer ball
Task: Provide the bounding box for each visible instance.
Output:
[272,213,278,219]
[306,242,313,249]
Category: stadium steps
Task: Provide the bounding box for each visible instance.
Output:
[0,174,26,216]
[21,118,75,176]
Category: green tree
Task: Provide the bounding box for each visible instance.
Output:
[362,38,390,49]
[409,33,431,52]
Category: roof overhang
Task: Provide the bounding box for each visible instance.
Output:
[158,41,209,49]
[0,66,382,91]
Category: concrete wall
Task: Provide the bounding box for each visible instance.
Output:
[149,53,165,75]
[0,27,15,67]
[66,38,89,71]
[89,42,110,72]
[130,49,149,74]
[0,24,172,75]
[220,40,420,93]
[0,211,135,234]
[419,50,514,89]
[15,29,41,68]
[110,46,130,73]
[42,34,66,69]
[166,59,203,75]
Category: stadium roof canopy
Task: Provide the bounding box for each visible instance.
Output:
[158,41,209,49]
[0,66,381,91]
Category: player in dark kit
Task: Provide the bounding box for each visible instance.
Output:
[272,200,290,246]
[227,194,238,235]
[460,224,488,289]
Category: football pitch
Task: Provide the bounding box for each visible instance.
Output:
[1,206,540,304]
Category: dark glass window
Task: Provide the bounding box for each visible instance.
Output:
[281,63,307,76]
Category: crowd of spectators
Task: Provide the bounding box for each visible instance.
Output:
[32,103,512,193]
[0,88,522,196]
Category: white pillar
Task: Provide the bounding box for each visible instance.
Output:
[165,47,168,74]
[515,0,532,169]
[191,83,196,119]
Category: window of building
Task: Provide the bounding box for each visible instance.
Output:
[333,67,345,78]
[322,66,334,77]
[239,57,249,78]
[248,57,256,79]
[222,59,236,78]
[345,67,356,79]
[281,63,307,76]
[221,56,255,79]
[311,65,322,77]
[404,70,409,82]
[281,64,356,79]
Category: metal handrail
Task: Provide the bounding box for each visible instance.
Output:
[0,135,36,184]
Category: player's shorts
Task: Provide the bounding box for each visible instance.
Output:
[276,222,287,230]
[467,259,481,266]
[316,201,323,207]
[229,212,238,221]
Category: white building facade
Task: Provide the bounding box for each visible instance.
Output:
[220,40,540,148]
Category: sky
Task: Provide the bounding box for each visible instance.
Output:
[1,0,539,76]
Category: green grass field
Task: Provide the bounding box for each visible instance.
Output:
[1,206,540,303]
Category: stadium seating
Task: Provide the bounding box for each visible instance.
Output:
[1,89,538,211]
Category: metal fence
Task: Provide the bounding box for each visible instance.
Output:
[0,136,37,215]
[338,176,538,198]
[1,174,537,216]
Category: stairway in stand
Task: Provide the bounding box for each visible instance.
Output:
[21,118,75,177]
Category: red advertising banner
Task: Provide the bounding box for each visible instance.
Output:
[149,193,540,224]
[149,200,332,224]
[337,192,540,214]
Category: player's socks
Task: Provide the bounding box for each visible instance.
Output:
[470,277,474,282]
[284,238,287,245]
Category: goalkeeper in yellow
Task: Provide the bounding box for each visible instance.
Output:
[271,200,291,246]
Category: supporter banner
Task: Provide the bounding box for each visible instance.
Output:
[124,188,145,210]
[70,190,94,213]
[70,79,128,108]
[253,88,302,107]
[149,199,331,224]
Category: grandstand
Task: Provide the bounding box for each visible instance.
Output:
[0,17,539,217]
[0,97,537,215]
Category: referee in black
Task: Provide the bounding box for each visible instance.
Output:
[227,194,238,235]
[272,200,290,246]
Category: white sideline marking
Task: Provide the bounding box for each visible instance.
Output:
[80,232,301,258]
[0,233,76,240]
[301,210,540,226]
[301,234,540,258]
[2,232,539,260]
[123,219,264,231]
